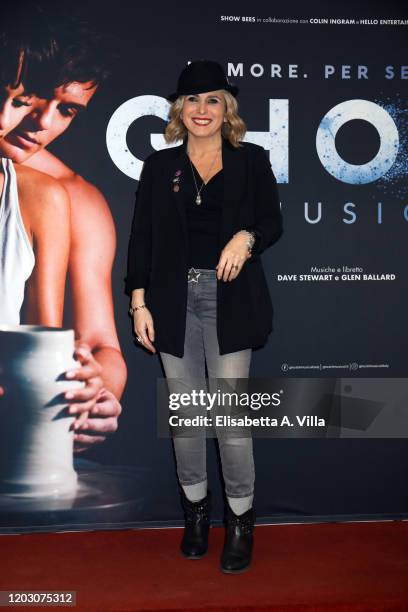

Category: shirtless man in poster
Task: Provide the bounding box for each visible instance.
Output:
[0,8,126,451]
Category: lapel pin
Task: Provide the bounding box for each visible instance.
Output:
[172,170,182,192]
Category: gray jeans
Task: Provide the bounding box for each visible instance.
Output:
[160,269,254,498]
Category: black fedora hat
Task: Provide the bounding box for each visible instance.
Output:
[167,60,239,102]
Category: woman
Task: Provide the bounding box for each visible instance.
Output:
[0,15,69,328]
[126,60,283,573]
[0,27,103,423]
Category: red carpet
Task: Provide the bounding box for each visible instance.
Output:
[1,521,407,611]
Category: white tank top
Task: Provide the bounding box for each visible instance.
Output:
[0,158,35,325]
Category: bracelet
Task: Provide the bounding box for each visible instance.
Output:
[128,303,146,317]
[234,230,256,254]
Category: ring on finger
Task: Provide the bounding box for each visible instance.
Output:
[136,336,143,343]
[233,264,239,270]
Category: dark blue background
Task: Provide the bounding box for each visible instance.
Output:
[45,0,408,526]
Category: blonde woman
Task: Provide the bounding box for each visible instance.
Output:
[126,60,283,573]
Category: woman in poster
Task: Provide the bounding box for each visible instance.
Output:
[0,5,127,443]
[126,60,282,573]
[0,25,103,421]
[0,57,71,327]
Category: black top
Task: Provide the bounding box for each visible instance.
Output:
[183,163,223,269]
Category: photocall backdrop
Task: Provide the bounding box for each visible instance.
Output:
[2,0,408,531]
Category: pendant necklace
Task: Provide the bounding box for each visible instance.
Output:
[188,149,220,206]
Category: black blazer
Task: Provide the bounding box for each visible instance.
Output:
[125,139,283,357]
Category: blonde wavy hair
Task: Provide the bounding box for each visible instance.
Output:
[164,90,246,148]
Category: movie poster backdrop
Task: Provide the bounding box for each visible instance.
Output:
[1,0,407,531]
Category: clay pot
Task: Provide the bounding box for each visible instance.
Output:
[0,326,83,497]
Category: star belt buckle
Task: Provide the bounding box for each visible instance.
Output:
[187,267,201,283]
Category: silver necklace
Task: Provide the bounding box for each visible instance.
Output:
[188,150,220,205]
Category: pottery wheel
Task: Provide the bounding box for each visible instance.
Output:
[0,461,145,532]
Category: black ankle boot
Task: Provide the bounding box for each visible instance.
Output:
[221,507,255,574]
[180,490,211,559]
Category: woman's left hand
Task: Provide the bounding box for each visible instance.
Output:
[216,232,251,282]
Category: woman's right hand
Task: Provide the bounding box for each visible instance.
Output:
[133,307,156,353]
